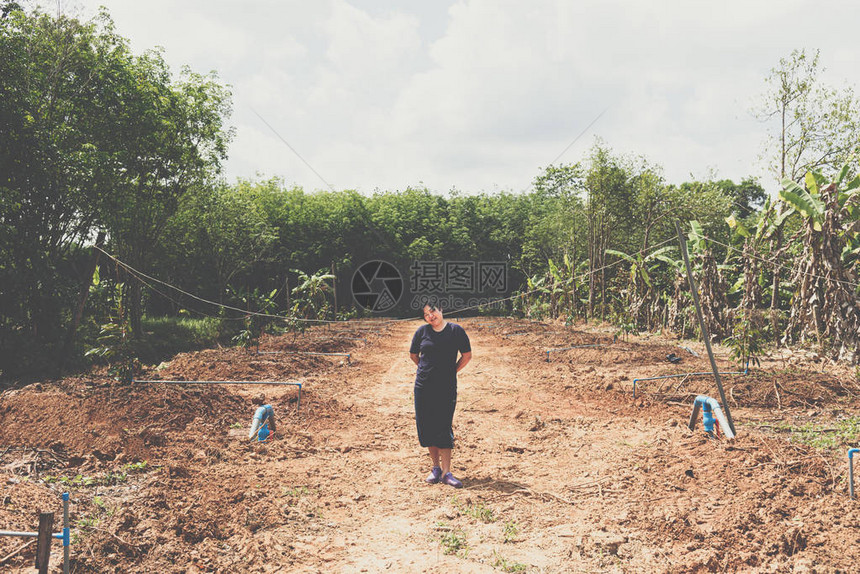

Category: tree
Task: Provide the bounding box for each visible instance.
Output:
[1,7,127,371]
[158,180,275,309]
[757,49,860,181]
[780,165,860,362]
[756,49,860,338]
[0,6,231,374]
[522,164,586,278]
[583,142,636,320]
[95,52,233,336]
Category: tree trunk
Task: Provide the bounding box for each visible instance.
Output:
[129,281,143,338]
[58,231,106,370]
[769,228,783,340]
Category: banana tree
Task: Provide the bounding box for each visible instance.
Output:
[688,221,730,340]
[726,197,793,339]
[605,245,675,330]
[291,268,336,321]
[780,163,860,362]
[519,273,549,319]
[547,254,578,320]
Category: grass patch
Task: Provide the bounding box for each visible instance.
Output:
[128,315,223,364]
[453,496,496,523]
[752,416,860,450]
[503,520,520,543]
[43,471,127,488]
[43,460,155,488]
[439,527,468,557]
[786,416,860,450]
[492,551,528,572]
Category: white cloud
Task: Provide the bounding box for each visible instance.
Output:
[53,0,860,193]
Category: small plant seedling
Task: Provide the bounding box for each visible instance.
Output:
[75,515,99,529]
[439,528,468,557]
[503,520,520,543]
[452,496,496,523]
[282,486,313,499]
[492,551,528,572]
[92,496,116,517]
[123,461,150,473]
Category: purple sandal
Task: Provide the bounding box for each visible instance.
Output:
[426,466,443,484]
[441,472,463,488]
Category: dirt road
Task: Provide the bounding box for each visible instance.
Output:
[2,318,859,572]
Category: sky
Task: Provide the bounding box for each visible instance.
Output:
[50,0,860,196]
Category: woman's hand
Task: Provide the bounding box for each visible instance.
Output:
[456,351,472,373]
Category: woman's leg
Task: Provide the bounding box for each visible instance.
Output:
[439,448,452,474]
[428,446,440,467]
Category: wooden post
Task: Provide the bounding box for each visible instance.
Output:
[331,262,338,320]
[674,221,737,436]
[35,512,53,573]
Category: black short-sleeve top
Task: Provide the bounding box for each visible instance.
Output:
[410,322,471,390]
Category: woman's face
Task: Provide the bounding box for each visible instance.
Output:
[423,305,443,327]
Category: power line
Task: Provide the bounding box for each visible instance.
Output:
[699,233,860,290]
[250,107,337,193]
[94,246,340,324]
[548,106,609,167]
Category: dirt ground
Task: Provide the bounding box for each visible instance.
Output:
[2,317,860,573]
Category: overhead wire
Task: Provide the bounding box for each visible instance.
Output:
[698,232,860,291]
[433,235,679,319]
[92,235,681,326]
[94,246,341,324]
[548,106,609,167]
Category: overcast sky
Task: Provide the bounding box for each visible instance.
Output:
[55,1,860,195]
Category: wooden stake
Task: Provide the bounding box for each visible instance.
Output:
[675,221,737,436]
[36,512,53,573]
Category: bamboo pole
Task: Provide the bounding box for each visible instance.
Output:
[674,221,737,436]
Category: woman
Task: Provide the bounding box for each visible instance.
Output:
[409,304,472,488]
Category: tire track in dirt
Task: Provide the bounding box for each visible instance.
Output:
[292,319,860,573]
[292,320,677,573]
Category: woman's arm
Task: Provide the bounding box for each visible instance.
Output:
[410,353,420,366]
[456,351,472,373]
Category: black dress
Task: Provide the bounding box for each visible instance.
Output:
[410,322,471,448]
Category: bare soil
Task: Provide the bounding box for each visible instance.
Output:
[2,318,860,573]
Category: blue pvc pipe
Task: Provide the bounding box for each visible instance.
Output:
[849,448,860,499]
[632,369,748,398]
[0,490,71,574]
[62,491,69,574]
[250,404,275,441]
[687,395,736,439]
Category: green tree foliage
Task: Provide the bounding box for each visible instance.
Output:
[0,6,231,376]
[8,15,860,379]
[756,49,860,181]
[781,165,860,362]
